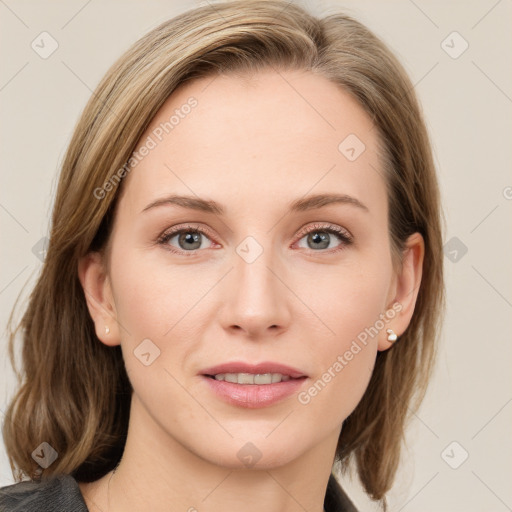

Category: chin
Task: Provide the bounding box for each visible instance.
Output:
[198,441,304,471]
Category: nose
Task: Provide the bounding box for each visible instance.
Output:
[219,242,291,339]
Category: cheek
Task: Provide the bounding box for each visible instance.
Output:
[296,292,384,427]
[294,256,392,420]
[294,247,392,343]
[109,249,202,418]
[110,230,391,423]
[109,244,202,338]
[108,246,217,387]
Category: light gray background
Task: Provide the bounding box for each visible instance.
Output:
[1,1,511,510]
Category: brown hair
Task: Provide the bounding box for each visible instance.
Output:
[2,1,445,510]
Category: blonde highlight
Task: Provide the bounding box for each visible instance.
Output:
[2,2,445,510]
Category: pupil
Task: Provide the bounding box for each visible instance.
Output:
[310,232,329,249]
[180,231,201,249]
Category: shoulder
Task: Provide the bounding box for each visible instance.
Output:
[325,473,359,512]
[0,473,89,512]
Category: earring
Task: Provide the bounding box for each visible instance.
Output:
[105,326,110,334]
[386,329,398,343]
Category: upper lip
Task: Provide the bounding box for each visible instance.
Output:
[200,361,307,379]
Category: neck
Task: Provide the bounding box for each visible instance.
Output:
[80,394,339,512]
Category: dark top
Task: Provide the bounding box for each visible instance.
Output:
[0,472,358,511]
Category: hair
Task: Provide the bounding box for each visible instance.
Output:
[2,1,445,510]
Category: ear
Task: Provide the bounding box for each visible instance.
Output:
[78,251,120,347]
[378,232,424,351]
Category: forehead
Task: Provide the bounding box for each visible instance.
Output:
[118,69,386,219]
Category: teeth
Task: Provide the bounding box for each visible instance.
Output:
[213,373,292,384]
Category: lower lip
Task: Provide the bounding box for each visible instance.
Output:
[201,375,308,408]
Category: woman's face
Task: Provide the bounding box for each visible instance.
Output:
[82,69,420,469]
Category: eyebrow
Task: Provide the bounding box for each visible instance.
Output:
[141,192,369,215]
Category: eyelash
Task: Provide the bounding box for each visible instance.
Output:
[156,222,353,256]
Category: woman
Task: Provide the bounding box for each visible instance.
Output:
[0,1,444,511]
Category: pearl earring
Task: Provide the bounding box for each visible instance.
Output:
[105,326,110,334]
[386,329,398,343]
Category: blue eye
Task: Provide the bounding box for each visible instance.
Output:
[157,222,353,256]
[295,223,353,253]
[157,224,216,255]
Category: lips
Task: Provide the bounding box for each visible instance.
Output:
[200,361,309,408]
[200,361,307,379]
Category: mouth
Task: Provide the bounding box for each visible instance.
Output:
[200,361,307,381]
[204,373,306,384]
[199,362,308,408]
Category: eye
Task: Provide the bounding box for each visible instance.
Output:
[157,224,217,255]
[157,222,353,256]
[294,223,353,253]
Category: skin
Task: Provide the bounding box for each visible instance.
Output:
[78,69,423,512]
